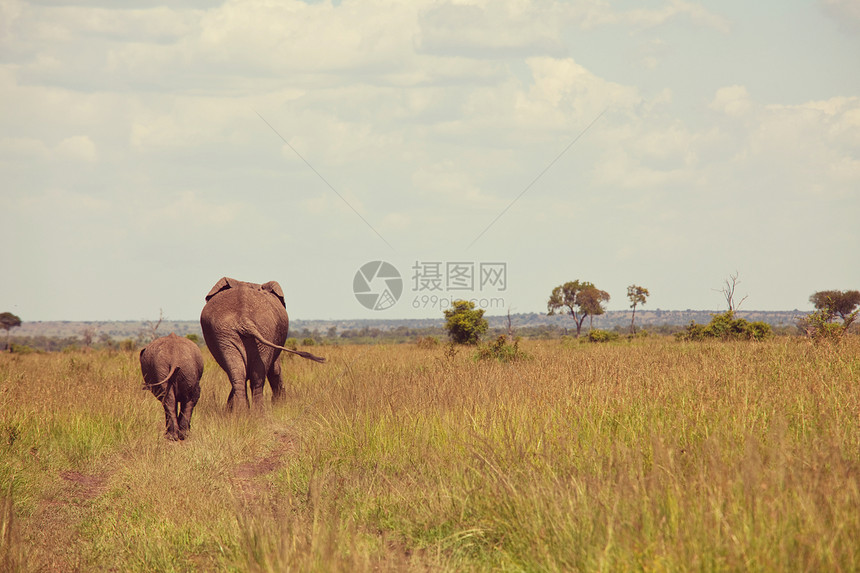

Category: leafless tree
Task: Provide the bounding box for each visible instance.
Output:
[716,272,748,312]
[141,309,165,344]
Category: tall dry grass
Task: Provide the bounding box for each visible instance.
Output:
[1,336,858,571]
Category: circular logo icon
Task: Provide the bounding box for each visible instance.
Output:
[353,261,403,311]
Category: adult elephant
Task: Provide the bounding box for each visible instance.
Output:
[200,277,325,410]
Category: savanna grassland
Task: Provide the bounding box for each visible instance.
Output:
[1,337,859,572]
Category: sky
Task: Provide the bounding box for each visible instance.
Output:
[1,0,859,322]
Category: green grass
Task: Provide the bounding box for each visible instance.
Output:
[1,337,859,571]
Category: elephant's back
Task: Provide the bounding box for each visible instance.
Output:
[140,336,202,387]
[174,335,204,378]
[200,286,289,346]
[145,334,203,371]
[200,288,244,341]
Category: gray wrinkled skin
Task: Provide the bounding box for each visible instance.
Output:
[200,277,324,411]
[139,333,204,440]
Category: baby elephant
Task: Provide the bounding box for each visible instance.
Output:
[139,333,204,441]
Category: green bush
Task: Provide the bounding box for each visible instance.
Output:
[9,344,36,354]
[474,335,528,362]
[747,321,772,341]
[678,321,707,341]
[444,300,488,345]
[797,309,855,343]
[587,329,620,343]
[677,311,771,341]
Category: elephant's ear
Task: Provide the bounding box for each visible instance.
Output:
[262,281,286,308]
[205,277,239,301]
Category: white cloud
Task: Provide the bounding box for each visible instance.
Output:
[710,85,752,118]
[56,135,98,162]
[190,0,422,78]
[748,97,859,155]
[592,147,690,190]
[514,57,641,129]
[5,0,733,95]
[626,0,730,33]
[0,0,858,319]
[632,122,699,167]
[578,0,730,32]
[65,6,200,42]
[129,97,247,149]
[747,97,860,198]
[0,134,97,164]
[415,0,566,58]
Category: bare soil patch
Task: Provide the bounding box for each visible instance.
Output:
[59,471,108,500]
[22,470,110,572]
[231,428,298,512]
[233,430,297,480]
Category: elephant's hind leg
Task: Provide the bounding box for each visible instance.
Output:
[267,357,285,403]
[248,363,268,410]
[219,346,249,411]
[177,383,200,440]
[161,384,180,441]
[226,373,249,411]
[246,339,270,409]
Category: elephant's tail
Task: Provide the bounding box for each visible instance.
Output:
[142,364,179,389]
[243,325,326,363]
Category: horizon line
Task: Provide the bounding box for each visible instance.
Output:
[14,308,811,323]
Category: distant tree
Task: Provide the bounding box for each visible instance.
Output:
[809,290,860,323]
[80,325,97,348]
[580,287,611,330]
[800,289,860,342]
[547,281,610,338]
[140,309,164,344]
[716,272,747,311]
[506,308,515,339]
[444,300,488,345]
[1,312,22,351]
[98,332,116,350]
[627,285,650,334]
